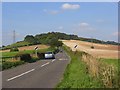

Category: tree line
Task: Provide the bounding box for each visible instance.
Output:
[24,32,120,46]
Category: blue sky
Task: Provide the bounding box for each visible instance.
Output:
[2,2,118,45]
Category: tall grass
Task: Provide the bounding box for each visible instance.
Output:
[56,46,102,88]
[81,52,118,88]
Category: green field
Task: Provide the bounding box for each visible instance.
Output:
[2,41,30,50]
[1,47,57,70]
[2,47,56,58]
[100,58,118,69]
[56,46,102,88]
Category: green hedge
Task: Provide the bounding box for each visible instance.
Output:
[2,61,25,70]
[15,53,32,62]
[10,47,19,52]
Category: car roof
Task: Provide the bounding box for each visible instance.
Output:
[45,51,53,54]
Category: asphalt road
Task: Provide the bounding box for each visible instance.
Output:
[2,51,70,89]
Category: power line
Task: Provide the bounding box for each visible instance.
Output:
[13,30,16,43]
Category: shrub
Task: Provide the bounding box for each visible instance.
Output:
[15,53,32,62]
[37,52,45,59]
[53,48,59,54]
[10,47,19,52]
[2,61,24,70]
[91,46,94,49]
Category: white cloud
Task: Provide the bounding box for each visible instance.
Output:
[74,22,96,32]
[79,22,89,27]
[43,3,80,15]
[61,3,80,10]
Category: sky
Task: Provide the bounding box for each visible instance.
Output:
[2,2,118,45]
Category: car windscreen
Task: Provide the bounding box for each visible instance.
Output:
[45,52,53,54]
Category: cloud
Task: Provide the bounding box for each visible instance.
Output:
[61,3,80,10]
[77,22,95,31]
[79,22,89,27]
[43,3,80,15]
[73,22,96,33]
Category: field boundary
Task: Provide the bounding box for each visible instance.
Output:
[81,52,118,88]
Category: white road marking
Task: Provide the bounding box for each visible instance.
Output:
[52,59,56,62]
[59,59,68,61]
[7,69,35,81]
[41,62,50,67]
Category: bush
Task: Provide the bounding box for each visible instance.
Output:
[91,46,94,49]
[15,53,32,62]
[10,47,19,52]
[37,52,45,59]
[53,48,59,54]
[2,61,24,70]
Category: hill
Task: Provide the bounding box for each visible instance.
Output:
[62,40,119,59]
[2,32,120,50]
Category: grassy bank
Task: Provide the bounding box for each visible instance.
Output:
[56,46,102,88]
[2,41,30,50]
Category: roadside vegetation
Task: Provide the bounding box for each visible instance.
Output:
[57,46,118,88]
[99,58,118,69]
[1,32,63,70]
[100,58,119,88]
[57,46,102,88]
[1,46,60,70]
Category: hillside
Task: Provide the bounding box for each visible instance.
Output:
[62,40,119,59]
[2,32,119,50]
[0,44,49,52]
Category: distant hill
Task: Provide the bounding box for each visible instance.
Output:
[2,32,120,50]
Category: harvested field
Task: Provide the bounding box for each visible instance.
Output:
[62,40,119,59]
[0,44,49,52]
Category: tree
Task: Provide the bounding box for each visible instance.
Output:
[49,38,63,47]
[24,35,38,45]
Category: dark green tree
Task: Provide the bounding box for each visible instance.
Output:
[49,38,63,47]
[24,35,38,45]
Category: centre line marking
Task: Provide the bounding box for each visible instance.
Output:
[41,62,50,67]
[52,59,56,62]
[7,69,35,81]
[59,59,68,61]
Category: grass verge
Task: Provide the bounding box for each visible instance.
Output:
[56,46,102,88]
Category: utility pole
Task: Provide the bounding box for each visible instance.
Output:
[13,30,16,43]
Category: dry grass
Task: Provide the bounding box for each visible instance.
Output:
[0,44,49,52]
[81,53,118,88]
[62,40,119,59]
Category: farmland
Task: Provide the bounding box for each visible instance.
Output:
[1,44,49,53]
[62,40,119,59]
[1,46,57,70]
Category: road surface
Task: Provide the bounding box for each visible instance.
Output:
[2,51,70,89]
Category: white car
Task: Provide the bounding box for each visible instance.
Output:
[45,51,55,59]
